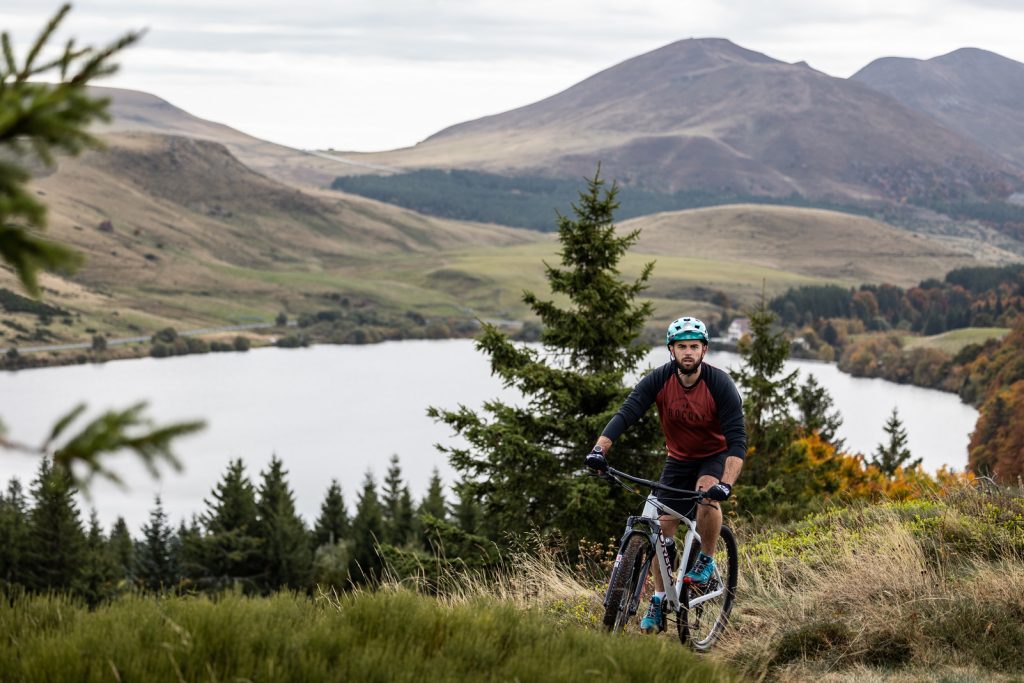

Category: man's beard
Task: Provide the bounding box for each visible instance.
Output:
[675,350,705,376]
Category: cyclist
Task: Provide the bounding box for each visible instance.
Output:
[585,316,747,634]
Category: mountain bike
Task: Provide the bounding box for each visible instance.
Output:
[597,465,738,651]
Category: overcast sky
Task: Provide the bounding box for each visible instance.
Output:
[3,1,1024,151]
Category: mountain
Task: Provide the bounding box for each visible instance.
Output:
[91,86,377,190]
[851,48,1024,170]
[344,38,1024,204]
[13,131,537,336]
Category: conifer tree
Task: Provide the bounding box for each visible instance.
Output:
[450,478,482,537]
[175,516,205,586]
[795,374,845,451]
[23,457,86,592]
[255,456,311,591]
[80,511,121,604]
[428,169,661,545]
[107,516,136,584]
[136,496,178,592]
[0,479,29,588]
[348,471,384,586]
[0,7,203,488]
[419,469,447,521]
[201,459,262,590]
[312,479,349,549]
[381,455,414,547]
[872,407,921,476]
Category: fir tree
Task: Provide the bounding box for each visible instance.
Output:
[0,9,202,489]
[419,469,447,521]
[0,479,29,588]
[872,407,921,476]
[450,478,482,537]
[175,516,205,586]
[107,516,136,584]
[23,458,86,593]
[136,496,178,592]
[795,374,845,451]
[255,456,312,591]
[312,479,349,549]
[348,471,384,586]
[80,511,121,604]
[201,459,262,590]
[381,455,414,547]
[428,169,662,546]
[733,297,800,488]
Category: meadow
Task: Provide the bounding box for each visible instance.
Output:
[2,483,1020,682]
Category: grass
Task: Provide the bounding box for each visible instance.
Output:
[1,485,1021,681]
[902,327,1010,354]
[0,589,731,682]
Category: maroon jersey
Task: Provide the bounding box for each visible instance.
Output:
[602,361,747,461]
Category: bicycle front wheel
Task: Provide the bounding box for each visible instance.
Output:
[603,533,651,632]
[678,523,738,651]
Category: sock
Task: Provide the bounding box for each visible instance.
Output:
[654,591,666,600]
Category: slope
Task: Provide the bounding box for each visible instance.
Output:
[852,48,1024,170]
[344,38,1023,204]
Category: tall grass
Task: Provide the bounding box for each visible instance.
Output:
[720,483,1024,681]
[0,584,731,682]
[2,484,1020,682]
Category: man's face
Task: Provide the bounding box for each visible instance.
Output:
[669,339,706,370]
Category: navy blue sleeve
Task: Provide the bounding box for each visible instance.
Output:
[704,365,748,459]
[600,363,673,442]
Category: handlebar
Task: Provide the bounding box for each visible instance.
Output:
[604,465,707,500]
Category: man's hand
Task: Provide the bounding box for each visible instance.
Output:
[584,446,608,473]
[705,482,732,501]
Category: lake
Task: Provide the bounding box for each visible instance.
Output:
[0,340,978,531]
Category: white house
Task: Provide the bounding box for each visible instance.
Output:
[725,317,751,343]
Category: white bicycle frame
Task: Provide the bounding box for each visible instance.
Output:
[640,493,726,614]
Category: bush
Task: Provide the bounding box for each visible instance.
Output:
[233,336,251,352]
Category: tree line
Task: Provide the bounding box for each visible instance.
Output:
[0,453,489,600]
[770,264,1024,336]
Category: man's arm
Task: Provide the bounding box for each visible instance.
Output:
[721,455,744,486]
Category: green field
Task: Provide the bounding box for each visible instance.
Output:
[902,327,1010,354]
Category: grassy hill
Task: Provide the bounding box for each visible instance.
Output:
[2,484,1019,681]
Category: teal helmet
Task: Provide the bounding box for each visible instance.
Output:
[666,316,709,345]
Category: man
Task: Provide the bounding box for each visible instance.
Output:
[585,316,747,634]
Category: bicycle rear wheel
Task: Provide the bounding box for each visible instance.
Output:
[677,524,738,651]
[603,533,652,632]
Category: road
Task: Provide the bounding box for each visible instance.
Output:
[3,321,278,355]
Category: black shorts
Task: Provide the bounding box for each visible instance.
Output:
[656,453,727,519]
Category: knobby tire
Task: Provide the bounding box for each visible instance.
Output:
[678,523,738,651]
[603,534,650,632]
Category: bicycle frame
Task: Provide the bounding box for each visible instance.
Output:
[605,475,727,619]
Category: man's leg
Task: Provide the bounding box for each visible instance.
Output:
[695,474,722,557]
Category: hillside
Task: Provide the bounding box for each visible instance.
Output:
[623,204,984,287]
[342,39,1024,205]
[852,48,1024,170]
[90,86,373,190]
[7,132,539,339]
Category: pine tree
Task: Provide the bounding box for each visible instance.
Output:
[255,456,312,592]
[201,459,262,590]
[450,478,482,537]
[80,511,121,604]
[795,374,845,451]
[0,479,30,588]
[733,297,800,488]
[348,471,385,586]
[419,469,447,521]
[312,479,350,549]
[381,455,414,547]
[136,496,178,592]
[107,516,136,584]
[872,407,921,476]
[23,458,86,593]
[175,516,205,586]
[428,169,661,546]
